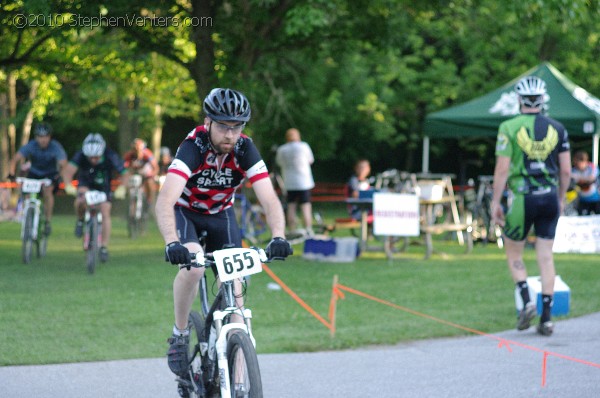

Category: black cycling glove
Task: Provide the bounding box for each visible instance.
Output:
[265,237,293,259]
[165,241,191,265]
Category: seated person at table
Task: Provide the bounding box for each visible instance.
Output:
[347,159,372,221]
[571,150,600,215]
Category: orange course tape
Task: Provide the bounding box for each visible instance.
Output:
[261,266,600,389]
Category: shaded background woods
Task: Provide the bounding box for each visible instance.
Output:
[1,0,599,183]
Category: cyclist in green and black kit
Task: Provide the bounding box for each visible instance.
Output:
[491,76,571,337]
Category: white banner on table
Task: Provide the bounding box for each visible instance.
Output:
[553,215,600,253]
[373,193,420,237]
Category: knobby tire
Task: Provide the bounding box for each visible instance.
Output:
[183,311,205,398]
[22,207,35,264]
[86,216,99,274]
[227,331,263,398]
[127,190,146,238]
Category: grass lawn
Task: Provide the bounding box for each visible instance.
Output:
[1,206,598,366]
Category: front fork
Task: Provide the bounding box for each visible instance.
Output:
[210,308,255,398]
[83,209,103,250]
[20,199,41,240]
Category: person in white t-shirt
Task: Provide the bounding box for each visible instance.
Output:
[276,128,315,234]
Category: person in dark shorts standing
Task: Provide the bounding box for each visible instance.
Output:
[491,76,571,336]
[7,123,67,235]
[276,127,315,235]
[155,88,293,379]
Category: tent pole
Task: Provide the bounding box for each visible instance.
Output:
[593,133,599,166]
[422,136,430,173]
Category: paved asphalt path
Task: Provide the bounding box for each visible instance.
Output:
[2,312,599,397]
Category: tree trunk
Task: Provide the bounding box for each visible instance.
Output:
[117,95,132,154]
[0,91,8,177]
[151,103,162,157]
[190,0,217,102]
[8,71,17,160]
[20,80,40,147]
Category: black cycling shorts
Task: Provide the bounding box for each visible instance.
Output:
[503,189,560,241]
[286,190,311,204]
[174,205,242,252]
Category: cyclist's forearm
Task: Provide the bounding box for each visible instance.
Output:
[263,200,286,237]
[155,202,178,243]
[8,153,23,175]
[155,174,186,243]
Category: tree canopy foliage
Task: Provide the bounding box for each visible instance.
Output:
[1,0,599,181]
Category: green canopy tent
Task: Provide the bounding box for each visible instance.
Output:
[423,62,600,172]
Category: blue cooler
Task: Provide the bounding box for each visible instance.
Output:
[515,275,571,316]
[303,237,359,262]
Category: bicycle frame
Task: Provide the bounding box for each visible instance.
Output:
[21,194,42,241]
[17,178,50,240]
[182,247,268,398]
[83,190,106,273]
[129,174,144,220]
[17,178,51,263]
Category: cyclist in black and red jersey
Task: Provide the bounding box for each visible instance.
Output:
[155,88,293,378]
[123,138,160,208]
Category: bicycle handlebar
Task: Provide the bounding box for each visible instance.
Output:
[178,247,285,270]
[16,177,53,186]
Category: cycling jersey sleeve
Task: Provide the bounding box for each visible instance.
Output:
[168,139,203,180]
[17,141,33,158]
[70,151,84,167]
[238,137,269,183]
[495,123,512,158]
[105,149,126,174]
[557,128,570,153]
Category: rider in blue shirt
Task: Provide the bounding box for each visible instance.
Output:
[8,123,67,235]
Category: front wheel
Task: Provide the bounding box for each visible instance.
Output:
[21,207,35,264]
[86,216,99,274]
[37,229,48,258]
[227,331,263,398]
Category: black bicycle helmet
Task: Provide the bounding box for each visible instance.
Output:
[33,123,53,136]
[203,88,251,122]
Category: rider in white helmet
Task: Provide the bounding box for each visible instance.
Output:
[62,133,129,262]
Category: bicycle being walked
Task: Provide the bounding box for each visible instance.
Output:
[155,88,292,396]
[7,122,67,238]
[62,133,128,264]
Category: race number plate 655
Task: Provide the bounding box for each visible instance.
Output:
[213,248,263,282]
